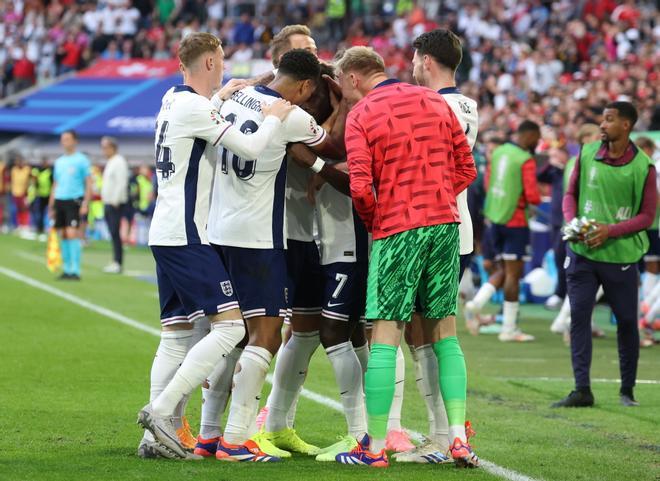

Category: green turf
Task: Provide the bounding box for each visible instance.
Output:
[1,234,658,481]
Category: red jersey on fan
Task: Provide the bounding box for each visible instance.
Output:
[345,79,476,240]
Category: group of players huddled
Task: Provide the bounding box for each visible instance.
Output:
[136,15,658,466]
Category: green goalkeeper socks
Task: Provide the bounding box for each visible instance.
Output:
[365,343,397,441]
[433,336,467,428]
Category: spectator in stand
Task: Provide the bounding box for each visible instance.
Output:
[10,154,32,230]
[57,33,83,74]
[12,49,36,92]
[233,12,255,45]
[100,136,130,275]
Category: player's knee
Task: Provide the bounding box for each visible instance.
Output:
[320,319,351,348]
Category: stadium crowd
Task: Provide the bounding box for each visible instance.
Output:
[1,0,659,135]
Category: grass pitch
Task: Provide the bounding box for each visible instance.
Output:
[0,234,658,481]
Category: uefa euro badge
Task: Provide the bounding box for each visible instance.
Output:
[220,281,234,297]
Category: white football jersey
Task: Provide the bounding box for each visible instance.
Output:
[439,87,479,255]
[148,85,235,246]
[207,86,326,249]
[316,180,369,265]
[286,161,315,242]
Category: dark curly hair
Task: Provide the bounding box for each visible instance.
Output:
[278,49,321,82]
[412,29,463,72]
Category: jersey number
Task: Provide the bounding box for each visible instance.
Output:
[155,121,174,179]
[220,113,259,180]
[332,273,349,299]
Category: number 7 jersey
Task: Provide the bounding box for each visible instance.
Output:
[207,85,326,249]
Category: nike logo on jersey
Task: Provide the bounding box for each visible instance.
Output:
[327,302,344,307]
[621,265,631,271]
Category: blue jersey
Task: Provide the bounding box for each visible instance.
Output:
[53,152,91,200]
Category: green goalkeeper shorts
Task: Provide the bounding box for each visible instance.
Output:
[365,223,459,322]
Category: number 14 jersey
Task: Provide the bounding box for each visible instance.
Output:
[208,85,325,249]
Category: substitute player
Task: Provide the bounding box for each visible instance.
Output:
[465,121,541,341]
[396,28,479,463]
[136,32,294,460]
[206,49,345,462]
[553,102,656,408]
[333,47,478,468]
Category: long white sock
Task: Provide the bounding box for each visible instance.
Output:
[199,347,242,439]
[415,345,448,448]
[149,330,194,402]
[552,297,572,331]
[387,345,405,431]
[144,330,193,441]
[353,342,369,376]
[152,320,245,416]
[172,319,211,430]
[286,390,300,429]
[471,282,497,310]
[502,301,519,333]
[648,281,660,306]
[413,345,434,435]
[224,346,273,445]
[326,341,367,438]
[647,296,660,321]
[264,331,319,432]
[642,273,658,299]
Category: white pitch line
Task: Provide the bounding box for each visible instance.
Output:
[1,265,543,481]
[497,376,660,385]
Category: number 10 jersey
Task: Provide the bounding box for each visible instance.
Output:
[208,85,326,249]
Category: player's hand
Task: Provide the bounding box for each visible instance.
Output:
[287,142,316,169]
[262,99,294,121]
[217,78,248,101]
[48,206,55,222]
[585,222,609,249]
[323,74,343,103]
[79,202,88,217]
[306,174,326,205]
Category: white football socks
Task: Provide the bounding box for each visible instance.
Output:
[265,331,319,433]
[149,330,193,402]
[502,301,519,333]
[199,347,242,439]
[415,344,448,448]
[224,346,273,445]
[471,282,497,311]
[642,273,658,299]
[353,342,369,376]
[152,319,245,417]
[387,345,405,431]
[326,341,367,438]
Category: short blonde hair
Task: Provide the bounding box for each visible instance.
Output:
[336,47,385,76]
[270,25,312,68]
[178,32,221,69]
[576,123,600,145]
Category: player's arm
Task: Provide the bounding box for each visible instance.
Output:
[192,100,293,160]
[309,77,348,160]
[562,150,580,223]
[287,142,350,196]
[521,158,541,206]
[346,113,376,230]
[450,111,477,195]
[283,104,344,162]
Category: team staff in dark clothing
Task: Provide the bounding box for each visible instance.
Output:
[553,102,657,408]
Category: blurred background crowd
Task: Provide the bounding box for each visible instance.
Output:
[2,0,659,137]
